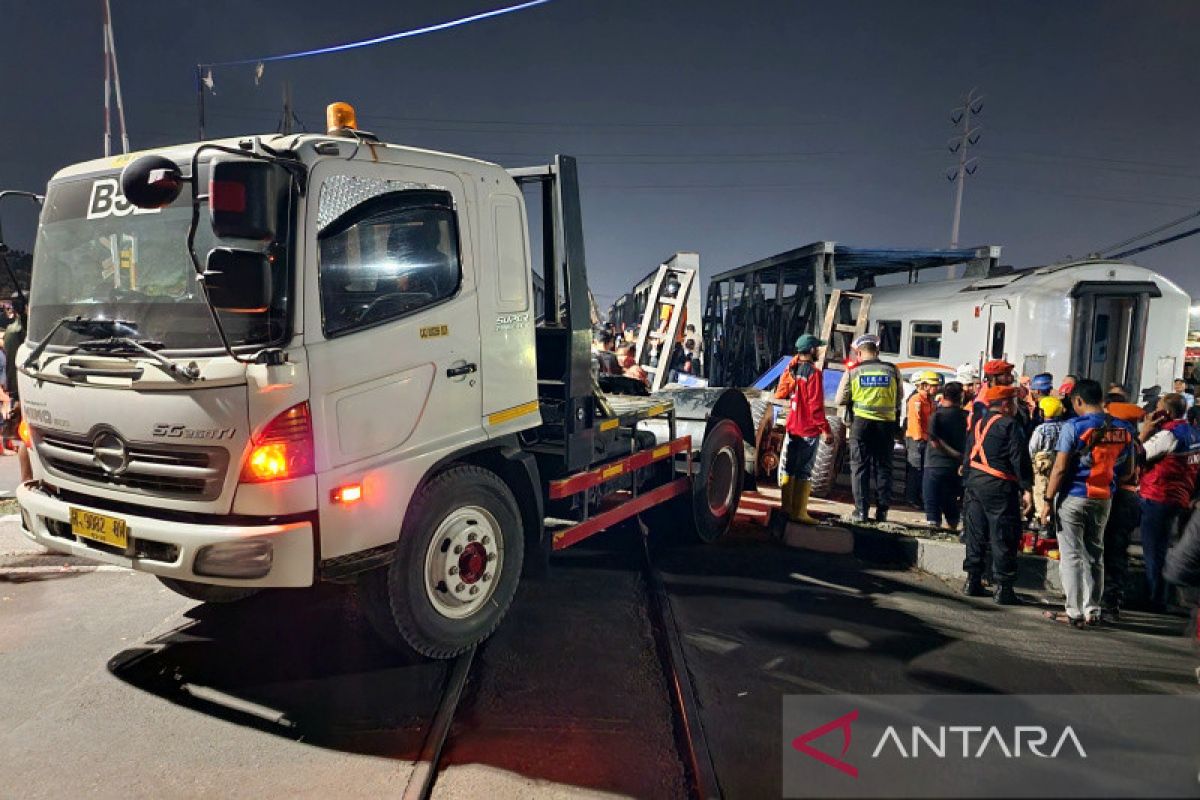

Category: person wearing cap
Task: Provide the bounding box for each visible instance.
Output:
[956,363,980,404]
[1101,399,1146,622]
[1041,380,1136,628]
[1056,376,1078,420]
[1137,391,1200,612]
[961,385,1033,603]
[904,371,939,508]
[836,333,902,522]
[1028,396,1067,529]
[1029,373,1055,426]
[924,381,968,531]
[777,334,833,525]
[969,359,1017,429]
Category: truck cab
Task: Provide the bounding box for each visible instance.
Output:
[15,104,750,657]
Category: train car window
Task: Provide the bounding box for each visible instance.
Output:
[990,322,1006,359]
[877,320,901,354]
[910,321,942,359]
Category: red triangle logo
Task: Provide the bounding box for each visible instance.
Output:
[791,709,859,778]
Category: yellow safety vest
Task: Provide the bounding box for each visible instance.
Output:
[849,361,899,421]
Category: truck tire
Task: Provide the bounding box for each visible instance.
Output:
[157,577,260,604]
[359,465,524,659]
[809,415,845,499]
[687,418,746,543]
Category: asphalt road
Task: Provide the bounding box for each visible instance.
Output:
[653,524,1200,799]
[2,483,1197,798]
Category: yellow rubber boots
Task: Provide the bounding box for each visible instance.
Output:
[792,480,820,525]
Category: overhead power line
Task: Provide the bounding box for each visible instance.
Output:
[200,0,555,68]
[195,0,556,138]
[1108,225,1200,261]
[1096,208,1200,257]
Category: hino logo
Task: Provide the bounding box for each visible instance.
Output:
[152,423,236,440]
[86,178,161,220]
[92,431,129,475]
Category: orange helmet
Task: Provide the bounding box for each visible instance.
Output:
[983,359,1015,377]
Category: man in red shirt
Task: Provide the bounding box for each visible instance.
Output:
[779,334,833,524]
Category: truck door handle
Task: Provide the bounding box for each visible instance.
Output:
[446,363,477,378]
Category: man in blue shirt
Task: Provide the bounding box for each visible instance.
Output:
[1040,379,1136,627]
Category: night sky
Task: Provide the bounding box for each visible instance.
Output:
[4,0,1199,311]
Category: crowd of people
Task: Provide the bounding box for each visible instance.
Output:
[590,322,701,388]
[775,331,1200,626]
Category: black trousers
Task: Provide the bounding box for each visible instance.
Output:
[1101,487,1140,611]
[905,438,926,506]
[962,476,1022,586]
[849,418,895,515]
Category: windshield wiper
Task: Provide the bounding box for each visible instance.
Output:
[23,316,201,382]
[22,316,138,371]
[75,337,200,382]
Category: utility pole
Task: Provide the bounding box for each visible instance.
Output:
[101,0,129,155]
[946,88,983,272]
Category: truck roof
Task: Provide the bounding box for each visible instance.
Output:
[50,133,505,182]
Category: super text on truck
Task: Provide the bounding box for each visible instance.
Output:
[14,103,753,658]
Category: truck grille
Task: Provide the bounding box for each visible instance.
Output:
[34,430,230,501]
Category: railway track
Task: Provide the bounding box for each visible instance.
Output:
[398,523,721,800]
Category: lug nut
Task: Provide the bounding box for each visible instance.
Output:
[449,566,459,575]
[453,545,463,555]
[483,573,492,582]
[469,586,479,595]
[467,532,477,542]
[455,583,465,593]
[487,553,497,562]
[481,536,491,545]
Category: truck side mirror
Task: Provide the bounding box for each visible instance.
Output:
[119,155,185,209]
[203,248,272,312]
[209,157,287,242]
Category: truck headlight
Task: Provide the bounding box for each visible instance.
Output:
[193,540,273,579]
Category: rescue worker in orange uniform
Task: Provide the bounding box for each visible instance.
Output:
[904,371,940,507]
[961,385,1034,604]
[777,334,833,524]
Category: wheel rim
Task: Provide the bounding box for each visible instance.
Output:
[707,444,738,516]
[423,505,504,620]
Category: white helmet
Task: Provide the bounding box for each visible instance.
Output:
[852,333,880,350]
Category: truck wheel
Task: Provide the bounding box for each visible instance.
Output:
[360,465,524,659]
[157,577,260,604]
[687,418,745,543]
[809,415,845,499]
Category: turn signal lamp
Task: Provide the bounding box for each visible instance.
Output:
[241,402,315,483]
[326,102,358,134]
[17,417,30,448]
[331,483,363,504]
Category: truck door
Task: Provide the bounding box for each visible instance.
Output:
[303,161,483,558]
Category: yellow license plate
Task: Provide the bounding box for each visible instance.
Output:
[69,508,129,550]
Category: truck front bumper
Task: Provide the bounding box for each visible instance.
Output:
[16,481,315,588]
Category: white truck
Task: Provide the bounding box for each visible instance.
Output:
[14,103,753,658]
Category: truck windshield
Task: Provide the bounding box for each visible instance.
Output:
[28,173,290,352]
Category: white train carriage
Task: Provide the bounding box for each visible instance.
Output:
[859,260,1190,396]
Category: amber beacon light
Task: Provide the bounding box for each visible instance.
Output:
[326,102,358,134]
